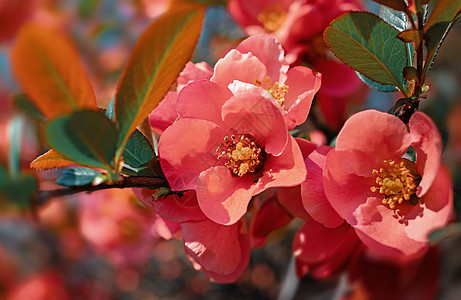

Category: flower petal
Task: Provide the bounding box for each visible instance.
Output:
[277,186,310,220]
[283,66,321,129]
[404,165,453,243]
[302,146,344,228]
[177,61,213,90]
[176,80,233,127]
[197,166,255,225]
[211,49,268,87]
[159,119,228,190]
[235,35,289,83]
[409,111,442,197]
[182,219,242,276]
[254,135,307,193]
[335,110,411,176]
[323,149,377,225]
[293,219,356,265]
[222,93,288,155]
[353,197,427,258]
[204,222,251,283]
[148,91,178,134]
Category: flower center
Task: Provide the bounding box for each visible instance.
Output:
[257,5,287,33]
[216,134,264,177]
[370,160,421,209]
[255,77,289,107]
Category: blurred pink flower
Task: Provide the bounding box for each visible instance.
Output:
[323,110,453,259]
[347,247,440,300]
[212,35,321,129]
[142,0,172,19]
[79,189,161,267]
[228,0,364,61]
[159,79,306,226]
[0,0,38,44]
[6,271,70,300]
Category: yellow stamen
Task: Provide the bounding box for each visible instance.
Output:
[370,159,421,209]
[217,134,264,177]
[257,5,287,33]
[255,76,289,107]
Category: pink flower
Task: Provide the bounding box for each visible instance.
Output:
[249,191,293,247]
[293,216,360,279]
[135,189,251,283]
[278,138,360,279]
[79,189,162,267]
[314,59,368,130]
[159,79,306,226]
[0,0,38,44]
[228,0,364,61]
[149,61,213,134]
[211,35,321,129]
[323,110,453,258]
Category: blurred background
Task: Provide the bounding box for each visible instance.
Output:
[0,0,461,299]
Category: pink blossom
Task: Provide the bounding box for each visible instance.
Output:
[212,35,321,129]
[135,189,251,283]
[228,0,364,61]
[159,79,306,226]
[293,216,360,279]
[149,61,213,134]
[314,59,368,130]
[249,191,293,247]
[79,189,162,267]
[0,0,38,44]
[323,110,453,259]
[278,138,360,279]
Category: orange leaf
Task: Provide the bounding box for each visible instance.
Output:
[11,22,97,120]
[114,6,204,158]
[30,149,75,170]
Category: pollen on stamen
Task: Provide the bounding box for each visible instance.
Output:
[370,159,421,209]
[216,134,264,177]
[257,6,287,33]
[255,76,289,107]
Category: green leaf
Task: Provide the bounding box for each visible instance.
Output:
[379,6,414,67]
[56,167,102,187]
[372,0,406,11]
[121,163,157,177]
[422,0,461,82]
[324,12,408,95]
[8,117,25,178]
[0,166,38,208]
[356,72,398,92]
[114,6,204,160]
[123,130,155,168]
[45,110,117,171]
[13,94,47,123]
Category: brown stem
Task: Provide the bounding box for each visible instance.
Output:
[415,11,425,96]
[35,176,169,206]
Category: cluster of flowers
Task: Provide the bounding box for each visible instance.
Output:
[137,32,453,286]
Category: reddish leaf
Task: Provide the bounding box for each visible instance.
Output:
[30,149,75,170]
[11,22,97,119]
[114,7,204,158]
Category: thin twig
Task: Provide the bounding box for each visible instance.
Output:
[35,176,169,206]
